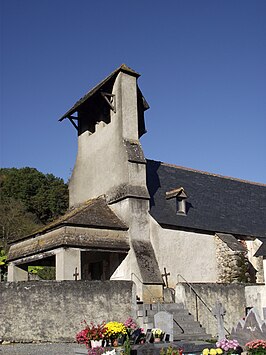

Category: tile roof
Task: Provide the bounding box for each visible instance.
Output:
[146,159,266,239]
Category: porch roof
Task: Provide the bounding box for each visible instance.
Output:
[8,226,129,262]
[11,196,128,245]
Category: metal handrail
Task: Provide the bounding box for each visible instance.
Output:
[131,272,184,334]
[177,273,230,335]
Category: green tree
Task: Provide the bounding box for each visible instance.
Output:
[0,197,39,250]
[0,249,7,280]
[0,197,40,279]
[0,168,68,280]
[0,167,68,225]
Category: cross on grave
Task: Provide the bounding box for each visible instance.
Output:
[162,267,170,288]
[213,300,226,341]
[73,267,79,281]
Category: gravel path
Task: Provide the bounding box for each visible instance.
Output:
[0,343,85,355]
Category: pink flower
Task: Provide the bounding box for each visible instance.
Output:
[124,317,138,330]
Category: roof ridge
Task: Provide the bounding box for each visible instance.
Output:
[147,159,266,187]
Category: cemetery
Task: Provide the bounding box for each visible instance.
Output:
[1,279,266,354]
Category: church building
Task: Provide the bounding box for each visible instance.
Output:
[7,65,266,302]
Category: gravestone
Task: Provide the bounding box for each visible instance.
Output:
[163,288,175,303]
[212,301,226,340]
[154,311,173,341]
[231,308,266,346]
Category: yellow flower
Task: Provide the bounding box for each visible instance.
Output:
[203,348,209,355]
[216,348,223,354]
[210,349,217,355]
[152,328,164,337]
[105,321,127,339]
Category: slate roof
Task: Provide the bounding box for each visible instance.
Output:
[11,196,128,244]
[216,233,246,251]
[146,159,266,238]
[254,243,266,257]
[8,226,129,261]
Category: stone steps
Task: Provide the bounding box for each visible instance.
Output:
[137,302,211,342]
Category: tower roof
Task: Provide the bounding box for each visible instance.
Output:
[59,64,148,122]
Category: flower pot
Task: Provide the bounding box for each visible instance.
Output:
[114,346,124,355]
[112,338,119,347]
[90,340,102,348]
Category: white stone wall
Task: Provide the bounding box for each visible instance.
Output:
[149,217,218,287]
[69,71,147,207]
[246,239,264,283]
[0,281,135,342]
[69,112,128,206]
[176,282,246,337]
[245,284,266,320]
[55,247,81,281]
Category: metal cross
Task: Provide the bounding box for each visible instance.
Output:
[73,267,79,281]
[162,267,170,288]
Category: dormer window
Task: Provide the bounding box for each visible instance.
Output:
[166,187,188,215]
[176,196,186,214]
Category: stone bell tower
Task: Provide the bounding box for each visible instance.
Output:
[60,64,163,300]
[59,64,149,207]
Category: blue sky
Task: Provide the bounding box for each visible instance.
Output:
[1,0,266,183]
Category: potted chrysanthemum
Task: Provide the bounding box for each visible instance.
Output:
[246,339,266,355]
[76,321,107,348]
[216,338,241,354]
[123,317,138,335]
[104,321,127,346]
[151,328,164,342]
[202,348,223,355]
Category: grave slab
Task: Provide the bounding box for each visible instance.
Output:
[154,311,173,341]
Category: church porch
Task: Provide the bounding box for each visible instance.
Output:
[7,223,129,282]
[7,197,130,281]
[7,246,128,282]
